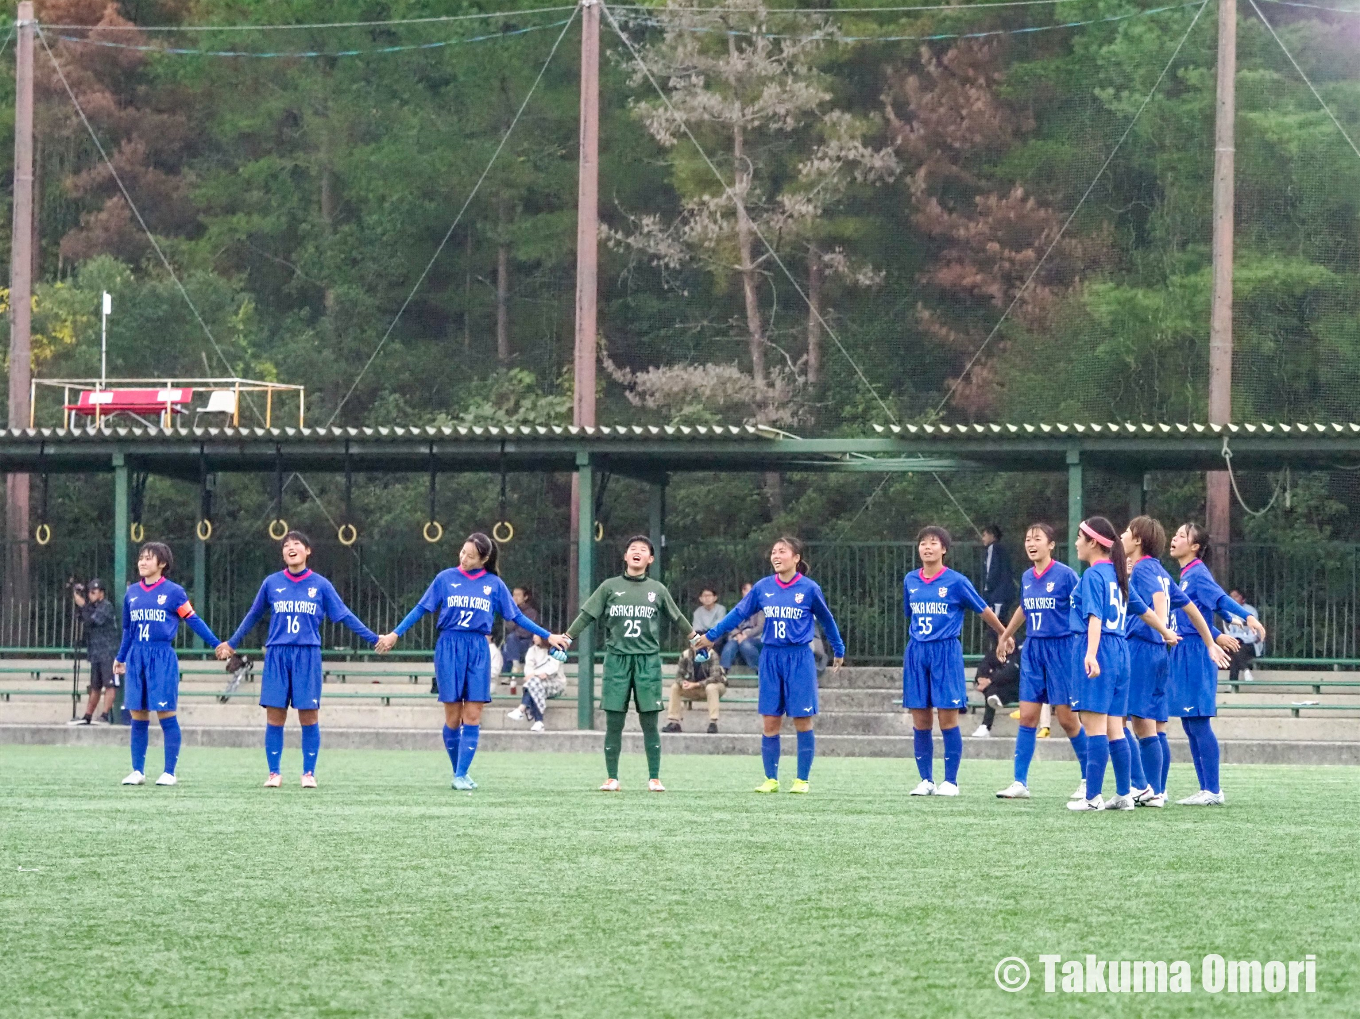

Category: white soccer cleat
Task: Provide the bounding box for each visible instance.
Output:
[264,773,282,788]
[1067,795,1106,812]
[648,778,666,792]
[1069,779,1087,801]
[936,781,960,797]
[971,724,991,738]
[154,772,177,786]
[300,773,317,789]
[1177,790,1214,806]
[599,778,621,792]
[1205,790,1225,806]
[909,779,936,796]
[506,706,526,722]
[996,781,1030,799]
[529,720,545,733]
[1106,793,1135,810]
[1143,793,1167,808]
[1132,785,1156,805]
[121,770,145,786]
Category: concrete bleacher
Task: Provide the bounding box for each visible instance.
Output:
[2,657,1357,763]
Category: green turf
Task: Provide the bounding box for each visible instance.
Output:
[1,746,1356,1018]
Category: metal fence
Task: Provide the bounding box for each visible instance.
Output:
[2,539,1356,662]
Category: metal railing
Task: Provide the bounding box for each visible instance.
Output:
[2,539,1355,662]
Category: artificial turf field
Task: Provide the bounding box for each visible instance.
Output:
[2,746,1356,1018]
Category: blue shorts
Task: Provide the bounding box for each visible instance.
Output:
[1126,637,1169,722]
[260,644,324,710]
[757,644,819,718]
[1168,636,1218,718]
[903,638,967,711]
[1070,637,1130,717]
[1019,635,1077,707]
[434,630,492,704]
[122,643,180,713]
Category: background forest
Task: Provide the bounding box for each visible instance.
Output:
[2,0,1358,558]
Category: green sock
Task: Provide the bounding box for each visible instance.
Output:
[639,710,661,780]
[604,710,626,780]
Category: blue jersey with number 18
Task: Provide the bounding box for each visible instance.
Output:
[904,566,988,642]
[1019,560,1080,638]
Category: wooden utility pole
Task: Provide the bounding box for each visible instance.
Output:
[5,3,35,612]
[1207,0,1236,578]
[569,0,599,619]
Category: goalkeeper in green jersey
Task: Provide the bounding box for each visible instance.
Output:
[549,535,696,791]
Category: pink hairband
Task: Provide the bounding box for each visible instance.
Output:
[1079,521,1113,549]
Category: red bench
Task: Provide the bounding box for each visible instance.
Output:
[65,387,193,426]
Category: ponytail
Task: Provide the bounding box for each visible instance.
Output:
[466,532,500,575]
[1182,522,1211,564]
[1082,516,1127,600]
[775,535,808,574]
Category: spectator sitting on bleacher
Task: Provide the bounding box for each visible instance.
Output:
[506,635,564,732]
[68,578,120,726]
[971,642,1021,738]
[719,582,763,671]
[500,586,539,679]
[691,586,726,653]
[1226,589,1263,684]
[663,647,728,734]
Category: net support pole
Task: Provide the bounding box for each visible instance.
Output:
[1207,0,1237,581]
[576,451,596,730]
[1127,476,1145,522]
[112,454,129,720]
[1066,449,1083,571]
[648,477,666,583]
[193,538,207,649]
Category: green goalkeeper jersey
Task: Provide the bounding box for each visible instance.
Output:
[566,573,690,656]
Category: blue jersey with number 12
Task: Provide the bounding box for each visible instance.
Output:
[1075,560,1149,638]
[904,567,988,642]
[395,567,551,639]
[1019,560,1080,638]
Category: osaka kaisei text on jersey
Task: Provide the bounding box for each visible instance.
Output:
[605,603,660,619]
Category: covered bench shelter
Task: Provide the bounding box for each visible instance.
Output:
[4,420,1359,727]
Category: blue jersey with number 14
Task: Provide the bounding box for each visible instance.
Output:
[394,567,551,639]
[1075,560,1149,638]
[115,577,219,662]
[904,567,988,642]
[1019,561,1080,637]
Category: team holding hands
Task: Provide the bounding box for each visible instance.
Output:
[112,512,1260,807]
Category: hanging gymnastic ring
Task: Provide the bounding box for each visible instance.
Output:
[337,523,358,547]
[423,520,444,544]
[34,523,51,546]
[129,522,145,543]
[593,521,604,542]
[196,519,213,542]
[492,520,514,543]
[268,519,289,541]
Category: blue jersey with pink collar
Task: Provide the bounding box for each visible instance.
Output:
[1127,557,1190,644]
[228,569,377,649]
[1019,560,1080,638]
[394,567,551,639]
[1171,559,1240,638]
[1075,560,1149,638]
[904,566,988,642]
[115,577,219,661]
[706,573,845,658]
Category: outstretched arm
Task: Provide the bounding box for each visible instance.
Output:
[695,587,760,649]
[323,583,380,646]
[226,581,270,650]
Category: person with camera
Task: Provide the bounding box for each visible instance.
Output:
[68,579,121,726]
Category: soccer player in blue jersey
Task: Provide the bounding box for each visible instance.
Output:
[1121,517,1227,807]
[378,532,552,790]
[694,537,844,793]
[903,526,1008,797]
[1168,522,1265,806]
[217,531,380,789]
[113,542,222,787]
[994,523,1086,800]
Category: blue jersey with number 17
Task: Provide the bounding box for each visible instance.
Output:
[904,567,988,642]
[1075,560,1149,638]
[1019,560,1080,637]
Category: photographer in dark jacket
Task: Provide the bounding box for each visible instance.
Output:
[979,525,1017,646]
[68,579,121,726]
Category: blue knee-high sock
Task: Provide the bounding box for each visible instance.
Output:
[301,724,320,775]
[130,719,149,774]
[455,724,480,778]
[1182,717,1206,790]
[913,729,934,783]
[1014,725,1038,784]
[1069,727,1089,776]
[1158,732,1171,793]
[159,717,181,776]
[442,724,460,773]
[1185,717,1220,793]
[942,726,963,785]
[1085,734,1110,799]
[1110,736,1131,797]
[796,729,815,781]
[1124,727,1147,789]
[265,723,284,774]
[761,735,780,780]
[1139,735,1164,794]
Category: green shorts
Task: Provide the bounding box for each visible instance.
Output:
[601,652,664,713]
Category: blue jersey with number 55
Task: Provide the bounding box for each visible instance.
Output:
[1075,560,1149,638]
[1019,561,1080,638]
[904,567,988,642]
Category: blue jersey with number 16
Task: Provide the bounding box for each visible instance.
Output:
[1019,560,1080,638]
[904,566,988,642]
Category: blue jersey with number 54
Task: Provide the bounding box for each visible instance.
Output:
[1075,560,1149,638]
[1019,561,1080,638]
[904,567,988,642]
